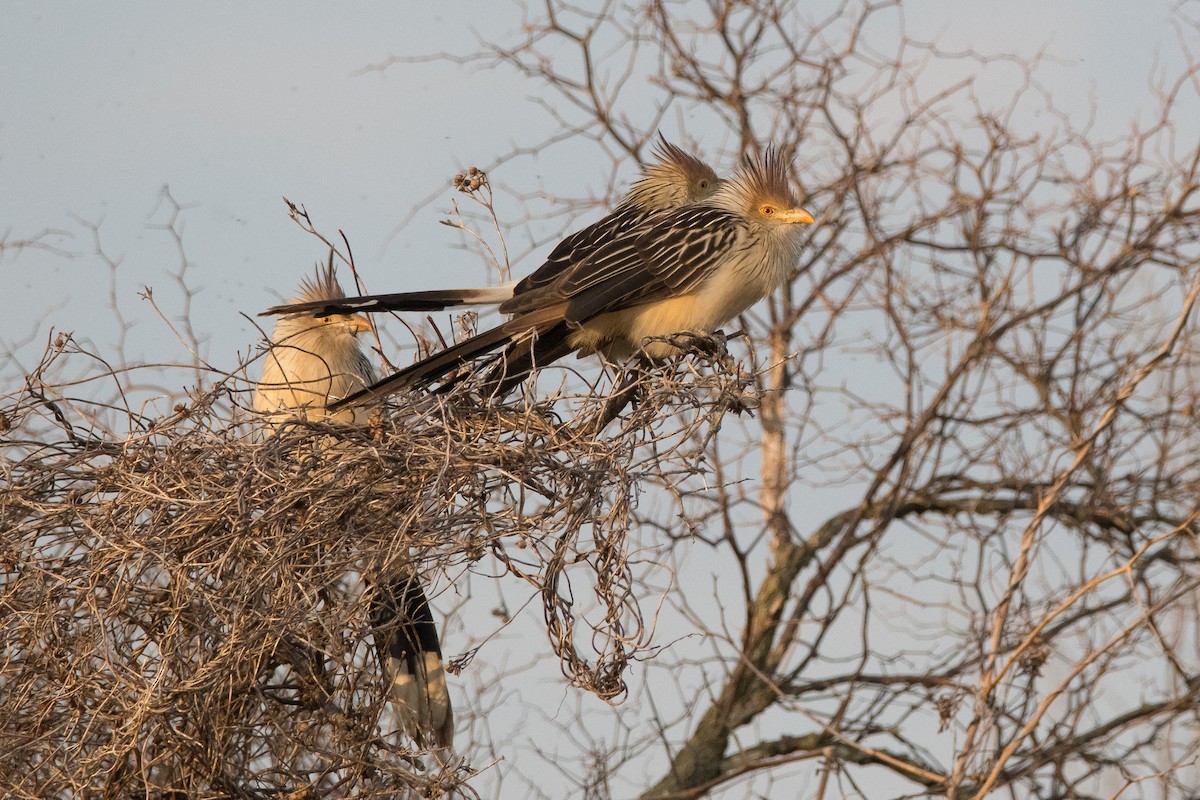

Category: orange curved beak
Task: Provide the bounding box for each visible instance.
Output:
[779,207,815,225]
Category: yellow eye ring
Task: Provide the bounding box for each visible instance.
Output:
[760,205,775,216]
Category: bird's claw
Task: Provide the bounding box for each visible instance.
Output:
[662,329,731,359]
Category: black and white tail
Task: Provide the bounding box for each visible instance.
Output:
[261,285,516,318]
[371,573,454,751]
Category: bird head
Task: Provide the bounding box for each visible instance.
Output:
[628,134,721,209]
[255,256,377,427]
[287,258,372,339]
[721,148,815,230]
[313,311,372,337]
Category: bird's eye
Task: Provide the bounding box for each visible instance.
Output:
[698,179,710,190]
[318,316,331,324]
[760,205,775,216]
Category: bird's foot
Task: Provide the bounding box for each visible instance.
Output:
[659,329,732,359]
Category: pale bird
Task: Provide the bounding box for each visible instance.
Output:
[310,147,814,407]
[252,259,455,751]
[253,262,376,426]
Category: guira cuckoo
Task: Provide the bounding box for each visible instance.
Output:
[253,260,454,751]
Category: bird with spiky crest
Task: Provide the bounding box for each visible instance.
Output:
[254,257,377,426]
[252,257,455,754]
[318,147,814,407]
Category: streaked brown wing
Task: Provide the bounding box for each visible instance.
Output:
[555,206,743,324]
[511,200,650,296]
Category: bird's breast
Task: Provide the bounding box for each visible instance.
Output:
[576,283,763,359]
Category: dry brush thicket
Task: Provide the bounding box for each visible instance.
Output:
[1,332,751,797]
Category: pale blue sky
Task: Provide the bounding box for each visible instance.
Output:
[1,1,1182,376]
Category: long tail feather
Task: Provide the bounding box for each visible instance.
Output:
[328,323,517,410]
[261,285,516,318]
[370,574,454,750]
[482,322,577,397]
[328,305,569,410]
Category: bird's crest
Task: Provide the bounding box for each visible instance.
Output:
[717,147,800,214]
[740,147,798,206]
[293,255,348,305]
[627,134,719,209]
[649,134,714,185]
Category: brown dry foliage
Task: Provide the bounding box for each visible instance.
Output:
[0,333,750,798]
